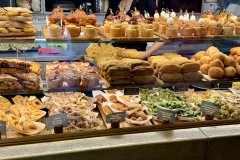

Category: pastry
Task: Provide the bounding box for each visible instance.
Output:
[192,51,205,60]
[236,26,240,35]
[110,23,122,37]
[132,66,154,76]
[208,67,224,79]
[223,56,237,68]
[83,25,95,38]
[160,73,184,83]
[141,24,153,37]
[104,21,112,33]
[159,24,167,34]
[0,96,12,111]
[209,59,224,69]
[118,49,141,59]
[181,62,200,73]
[200,64,210,74]
[133,75,155,84]
[105,66,131,77]
[222,26,234,36]
[46,74,64,89]
[183,72,202,82]
[166,26,177,37]
[194,26,206,36]
[159,63,181,74]
[200,56,211,64]
[122,58,150,69]
[224,67,236,78]
[48,24,62,37]
[67,24,81,37]
[126,24,139,37]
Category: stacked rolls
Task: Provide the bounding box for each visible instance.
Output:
[193,46,240,79]
[0,59,42,91]
[0,7,36,37]
[149,53,202,83]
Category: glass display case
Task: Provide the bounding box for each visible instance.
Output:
[0,4,240,150]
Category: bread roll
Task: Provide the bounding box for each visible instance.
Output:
[110,24,122,37]
[210,52,225,61]
[236,65,240,77]
[160,73,184,83]
[208,67,224,79]
[230,47,240,55]
[224,67,236,78]
[223,56,237,68]
[163,53,180,59]
[209,59,224,69]
[181,62,200,73]
[222,27,234,36]
[159,63,181,74]
[133,75,156,84]
[171,57,190,65]
[193,51,205,60]
[84,25,95,38]
[155,60,170,70]
[118,49,141,59]
[237,57,240,64]
[206,46,219,56]
[184,72,202,82]
[200,56,211,64]
[148,56,166,63]
[132,66,154,76]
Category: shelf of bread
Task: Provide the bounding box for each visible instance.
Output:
[0,7,36,41]
[149,53,202,84]
[153,10,240,40]
[85,43,162,88]
[192,46,240,81]
[0,59,42,93]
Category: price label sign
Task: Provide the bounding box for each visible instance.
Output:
[46,113,68,129]
[217,82,232,89]
[157,107,176,124]
[124,88,139,95]
[0,121,6,135]
[200,101,220,117]
[172,84,189,92]
[106,112,126,123]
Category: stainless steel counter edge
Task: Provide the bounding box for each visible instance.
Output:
[0,128,207,160]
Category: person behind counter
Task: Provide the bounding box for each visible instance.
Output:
[105,0,165,58]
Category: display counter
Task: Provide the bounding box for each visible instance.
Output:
[1,124,240,160]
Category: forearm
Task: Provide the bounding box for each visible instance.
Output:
[141,42,165,59]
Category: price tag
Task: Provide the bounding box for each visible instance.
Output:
[200,101,220,117]
[0,121,6,135]
[215,82,232,89]
[172,84,189,92]
[124,88,139,95]
[106,112,126,123]
[46,113,68,130]
[157,107,176,123]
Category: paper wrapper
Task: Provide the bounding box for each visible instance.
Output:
[125,115,152,125]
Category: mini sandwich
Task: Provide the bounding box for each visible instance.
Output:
[0,59,41,75]
[11,72,41,90]
[0,74,22,90]
[2,7,32,22]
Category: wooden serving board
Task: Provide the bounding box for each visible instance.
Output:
[97,104,152,129]
[202,74,238,82]
[99,75,163,89]
[155,32,226,40]
[0,36,35,42]
[42,25,101,42]
[99,27,160,42]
